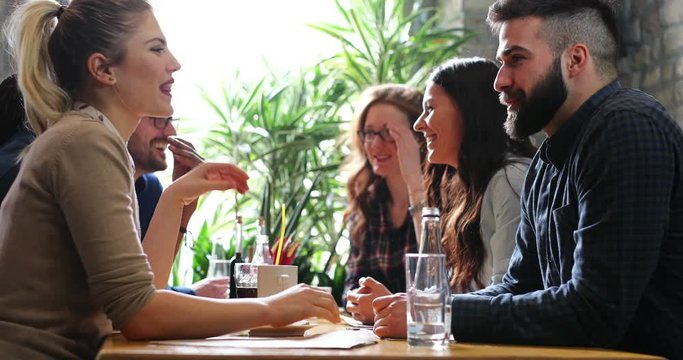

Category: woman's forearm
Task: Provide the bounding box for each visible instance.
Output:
[120,290,270,339]
[142,192,184,289]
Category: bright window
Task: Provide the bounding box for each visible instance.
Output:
[150,0,342,123]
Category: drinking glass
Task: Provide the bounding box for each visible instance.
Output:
[207,258,231,279]
[405,253,450,349]
[234,263,258,298]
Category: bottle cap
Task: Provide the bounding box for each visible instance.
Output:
[422,207,440,217]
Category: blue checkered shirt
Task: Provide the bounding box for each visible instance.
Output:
[451,81,683,359]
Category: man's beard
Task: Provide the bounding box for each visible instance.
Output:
[501,58,568,139]
[132,139,169,173]
[135,155,168,174]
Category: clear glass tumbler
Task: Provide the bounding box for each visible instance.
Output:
[405,253,450,349]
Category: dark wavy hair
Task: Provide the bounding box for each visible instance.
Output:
[424,57,536,291]
[342,84,426,251]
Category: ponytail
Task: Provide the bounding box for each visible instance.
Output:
[8,0,71,136]
[7,0,151,137]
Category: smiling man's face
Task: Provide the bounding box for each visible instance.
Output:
[494,17,568,139]
[127,116,177,177]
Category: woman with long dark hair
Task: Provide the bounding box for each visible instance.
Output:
[419,57,536,292]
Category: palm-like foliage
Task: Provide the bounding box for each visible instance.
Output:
[177,0,472,303]
[191,64,352,301]
[309,0,474,89]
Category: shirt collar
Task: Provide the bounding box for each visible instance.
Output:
[73,102,126,145]
[539,81,621,169]
[73,102,135,173]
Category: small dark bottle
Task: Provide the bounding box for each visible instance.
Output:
[229,215,244,299]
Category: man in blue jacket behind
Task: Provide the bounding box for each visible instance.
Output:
[127,115,229,298]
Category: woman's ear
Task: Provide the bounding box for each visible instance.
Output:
[86,52,116,86]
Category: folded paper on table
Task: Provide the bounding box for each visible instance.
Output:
[154,329,378,350]
[248,322,315,337]
[340,314,373,330]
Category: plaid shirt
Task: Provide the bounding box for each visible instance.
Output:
[451,82,683,359]
[344,204,418,295]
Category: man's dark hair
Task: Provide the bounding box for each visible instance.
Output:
[487,0,619,79]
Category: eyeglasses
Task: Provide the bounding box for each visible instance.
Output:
[357,128,393,143]
[150,116,177,130]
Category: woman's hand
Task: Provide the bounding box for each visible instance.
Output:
[346,277,391,324]
[372,292,408,338]
[386,122,424,196]
[262,284,340,327]
[145,162,248,289]
[165,162,249,206]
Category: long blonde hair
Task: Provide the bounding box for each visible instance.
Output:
[6,0,151,136]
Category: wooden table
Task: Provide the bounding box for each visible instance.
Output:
[97,332,664,360]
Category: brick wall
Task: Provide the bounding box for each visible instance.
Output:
[0,1,22,80]
[440,0,683,125]
[0,0,68,80]
[441,0,497,60]
[619,0,683,124]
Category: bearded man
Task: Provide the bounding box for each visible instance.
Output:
[128,116,228,298]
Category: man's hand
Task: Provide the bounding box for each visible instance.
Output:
[345,277,391,325]
[373,292,408,339]
[168,136,205,226]
[168,136,204,181]
[191,277,229,298]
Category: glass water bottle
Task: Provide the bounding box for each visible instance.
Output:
[419,207,443,254]
[251,217,273,265]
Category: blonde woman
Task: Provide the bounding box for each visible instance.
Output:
[0,1,337,358]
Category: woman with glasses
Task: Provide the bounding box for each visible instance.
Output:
[342,84,427,324]
[346,58,536,331]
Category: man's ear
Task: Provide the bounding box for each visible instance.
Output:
[565,43,590,79]
[86,52,116,86]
